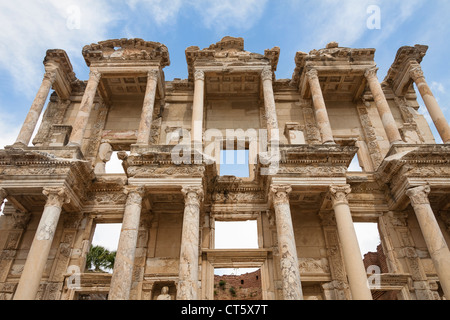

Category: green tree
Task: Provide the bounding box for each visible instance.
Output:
[85,245,116,272]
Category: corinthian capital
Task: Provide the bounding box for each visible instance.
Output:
[43,187,70,208]
[270,185,292,205]
[261,67,273,82]
[409,65,425,82]
[124,186,145,207]
[305,68,319,82]
[43,69,58,83]
[406,185,430,205]
[89,69,102,82]
[194,70,205,81]
[329,185,351,206]
[147,69,159,81]
[364,67,379,80]
[182,185,204,206]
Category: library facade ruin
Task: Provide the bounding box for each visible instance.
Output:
[0,37,449,300]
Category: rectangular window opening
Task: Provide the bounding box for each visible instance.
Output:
[219,149,250,177]
[87,223,122,273]
[214,220,258,249]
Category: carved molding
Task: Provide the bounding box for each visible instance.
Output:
[329,185,351,206]
[406,185,430,206]
[43,187,70,208]
[270,185,292,206]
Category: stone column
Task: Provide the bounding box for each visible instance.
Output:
[261,67,279,142]
[270,185,303,300]
[410,65,450,143]
[177,186,203,300]
[329,185,372,300]
[13,187,69,300]
[0,188,6,207]
[136,70,159,145]
[109,186,145,300]
[15,69,58,146]
[192,70,205,150]
[365,67,403,145]
[406,185,450,298]
[306,68,334,144]
[68,70,102,146]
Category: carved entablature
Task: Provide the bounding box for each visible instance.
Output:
[274,144,357,177]
[44,49,78,100]
[185,36,279,82]
[376,144,450,210]
[82,38,170,68]
[292,42,376,99]
[382,44,428,96]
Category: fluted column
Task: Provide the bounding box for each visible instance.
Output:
[15,68,58,146]
[192,70,205,150]
[270,185,303,300]
[136,70,159,145]
[410,65,450,143]
[109,186,145,300]
[365,67,403,145]
[68,70,102,146]
[177,186,204,300]
[306,68,334,144]
[406,185,450,298]
[261,67,279,142]
[329,185,372,300]
[14,187,69,300]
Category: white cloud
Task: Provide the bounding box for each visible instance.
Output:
[0,0,117,97]
[0,111,21,149]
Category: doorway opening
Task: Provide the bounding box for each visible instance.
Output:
[214,268,262,300]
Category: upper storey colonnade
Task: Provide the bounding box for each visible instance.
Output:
[12,38,450,155]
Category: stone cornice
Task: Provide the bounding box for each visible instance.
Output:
[82,38,170,68]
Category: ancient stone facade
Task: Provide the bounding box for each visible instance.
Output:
[0,37,449,300]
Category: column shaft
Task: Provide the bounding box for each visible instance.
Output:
[410,66,450,143]
[109,187,144,300]
[15,69,57,146]
[261,68,279,142]
[306,69,334,144]
[136,70,159,145]
[13,187,69,300]
[68,70,101,146]
[365,67,403,145]
[330,185,372,300]
[406,185,450,298]
[271,185,303,300]
[177,186,203,300]
[192,70,205,148]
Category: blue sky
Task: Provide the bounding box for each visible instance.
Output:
[0,1,449,148]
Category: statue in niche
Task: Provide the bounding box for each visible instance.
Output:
[94,142,113,174]
[156,286,172,300]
